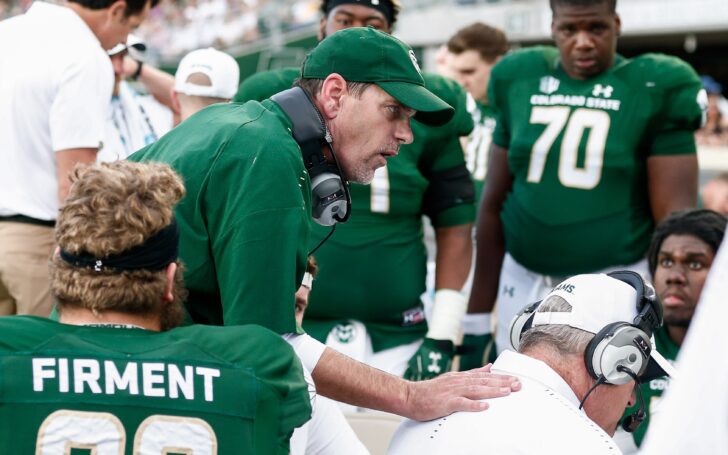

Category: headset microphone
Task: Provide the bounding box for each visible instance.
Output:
[618,365,647,433]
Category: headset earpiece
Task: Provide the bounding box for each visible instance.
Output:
[270,87,352,226]
[509,301,541,351]
[584,322,651,385]
[310,172,348,226]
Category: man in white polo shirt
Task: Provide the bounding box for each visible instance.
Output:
[0,0,154,316]
[171,47,240,124]
[388,272,672,454]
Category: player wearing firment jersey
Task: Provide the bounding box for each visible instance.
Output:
[467,0,704,355]
[235,0,476,382]
[0,319,311,455]
[0,160,311,454]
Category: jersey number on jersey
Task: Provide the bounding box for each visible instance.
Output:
[36,410,218,454]
[527,106,611,190]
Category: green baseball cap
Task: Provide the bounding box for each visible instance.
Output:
[302,27,455,126]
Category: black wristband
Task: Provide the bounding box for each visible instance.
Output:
[131,60,143,80]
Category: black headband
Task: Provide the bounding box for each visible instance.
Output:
[60,219,179,273]
[324,0,394,25]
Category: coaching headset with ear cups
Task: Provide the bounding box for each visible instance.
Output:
[509,271,663,385]
[270,87,351,226]
[583,270,662,385]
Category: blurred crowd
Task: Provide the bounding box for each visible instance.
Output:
[0,0,320,60]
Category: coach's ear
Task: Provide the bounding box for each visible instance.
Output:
[318,73,347,120]
[163,262,177,303]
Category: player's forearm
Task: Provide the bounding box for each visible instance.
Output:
[313,347,521,421]
[56,148,98,203]
[467,144,510,314]
[467,209,504,314]
[434,224,473,290]
[312,347,408,415]
[647,154,698,222]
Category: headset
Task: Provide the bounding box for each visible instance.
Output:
[270,87,351,226]
[510,270,662,384]
[508,271,664,432]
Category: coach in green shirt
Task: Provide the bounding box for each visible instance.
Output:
[131,27,520,421]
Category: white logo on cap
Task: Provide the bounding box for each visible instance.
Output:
[408,50,422,75]
[370,0,380,4]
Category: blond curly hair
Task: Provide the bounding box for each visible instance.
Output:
[51,161,187,329]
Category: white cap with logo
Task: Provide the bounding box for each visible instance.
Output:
[174,48,240,99]
[531,273,674,380]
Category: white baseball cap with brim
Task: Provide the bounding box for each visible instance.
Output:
[174,48,240,99]
[531,274,675,382]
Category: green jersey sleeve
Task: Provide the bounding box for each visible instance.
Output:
[234,67,300,103]
[419,73,476,228]
[637,54,704,156]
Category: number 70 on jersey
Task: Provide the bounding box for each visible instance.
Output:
[528,106,611,190]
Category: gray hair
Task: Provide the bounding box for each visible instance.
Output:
[519,295,594,357]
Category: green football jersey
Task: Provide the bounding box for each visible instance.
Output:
[490,47,703,275]
[622,326,679,447]
[130,101,311,334]
[463,93,497,202]
[0,316,311,454]
[236,70,475,351]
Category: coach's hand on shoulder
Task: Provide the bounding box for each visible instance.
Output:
[403,338,454,381]
[404,364,521,421]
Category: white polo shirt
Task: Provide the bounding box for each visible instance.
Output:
[0,2,112,221]
[387,351,622,455]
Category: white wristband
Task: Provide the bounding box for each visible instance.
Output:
[462,313,493,336]
[426,289,468,343]
[283,333,327,373]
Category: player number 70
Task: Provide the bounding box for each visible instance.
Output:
[527,106,611,190]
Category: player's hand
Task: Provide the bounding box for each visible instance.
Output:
[403,338,455,381]
[458,333,496,371]
[403,364,521,421]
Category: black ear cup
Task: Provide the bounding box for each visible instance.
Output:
[584,322,651,385]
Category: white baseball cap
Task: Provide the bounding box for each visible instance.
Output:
[530,273,674,380]
[174,48,240,99]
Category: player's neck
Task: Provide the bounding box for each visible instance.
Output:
[666,324,688,346]
[58,307,162,331]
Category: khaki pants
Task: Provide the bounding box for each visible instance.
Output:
[0,222,55,316]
